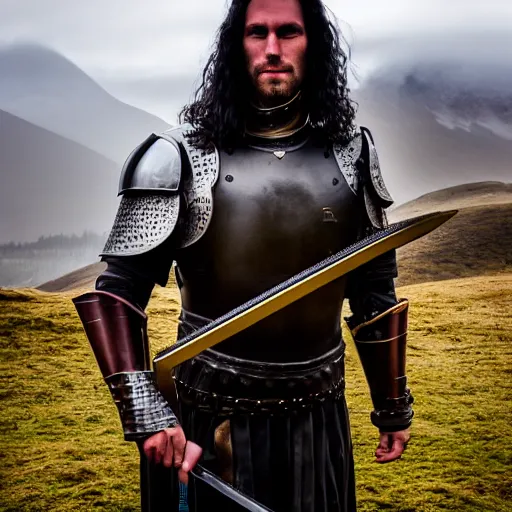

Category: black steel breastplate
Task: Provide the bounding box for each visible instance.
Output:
[174,139,363,362]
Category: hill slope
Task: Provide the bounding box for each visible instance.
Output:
[37,182,512,292]
[0,274,510,511]
[389,181,512,219]
[37,262,107,293]
[388,182,512,287]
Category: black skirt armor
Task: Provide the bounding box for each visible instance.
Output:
[176,310,356,512]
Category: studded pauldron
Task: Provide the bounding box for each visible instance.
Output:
[101,125,220,258]
[105,371,178,441]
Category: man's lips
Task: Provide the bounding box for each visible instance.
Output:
[258,68,292,75]
[259,70,291,78]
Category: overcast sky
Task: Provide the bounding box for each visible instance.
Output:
[1,0,512,121]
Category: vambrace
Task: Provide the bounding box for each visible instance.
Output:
[347,299,414,432]
[72,291,178,440]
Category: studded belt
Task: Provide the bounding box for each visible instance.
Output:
[174,343,346,415]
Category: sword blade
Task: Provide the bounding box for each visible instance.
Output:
[154,210,456,396]
[191,465,273,511]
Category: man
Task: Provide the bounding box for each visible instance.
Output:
[74,0,413,510]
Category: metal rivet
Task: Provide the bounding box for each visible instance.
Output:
[225,174,234,182]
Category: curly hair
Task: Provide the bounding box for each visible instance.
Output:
[179,0,356,149]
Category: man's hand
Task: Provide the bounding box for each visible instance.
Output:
[143,425,203,484]
[375,428,410,463]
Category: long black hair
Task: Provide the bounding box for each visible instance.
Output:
[179,0,356,149]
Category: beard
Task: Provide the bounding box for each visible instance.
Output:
[248,57,302,106]
[253,73,301,106]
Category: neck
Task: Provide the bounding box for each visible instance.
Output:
[245,91,309,139]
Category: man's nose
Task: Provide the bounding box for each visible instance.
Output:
[265,33,281,59]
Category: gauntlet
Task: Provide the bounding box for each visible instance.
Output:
[347,299,414,431]
[73,291,177,441]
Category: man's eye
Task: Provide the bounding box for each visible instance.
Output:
[277,26,302,38]
[247,27,268,38]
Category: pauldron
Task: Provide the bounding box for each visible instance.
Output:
[333,126,394,229]
[101,124,220,257]
[101,124,391,257]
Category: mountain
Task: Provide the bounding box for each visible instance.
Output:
[0,43,169,164]
[0,109,119,244]
[354,46,512,205]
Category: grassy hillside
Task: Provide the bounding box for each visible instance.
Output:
[389,181,512,220]
[1,273,511,511]
[395,203,512,287]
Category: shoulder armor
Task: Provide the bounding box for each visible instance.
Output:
[361,127,394,208]
[164,124,220,248]
[333,127,394,229]
[332,130,362,195]
[101,126,219,257]
[118,133,182,195]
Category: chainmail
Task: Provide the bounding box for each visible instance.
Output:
[105,371,178,441]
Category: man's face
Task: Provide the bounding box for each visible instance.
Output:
[243,0,307,106]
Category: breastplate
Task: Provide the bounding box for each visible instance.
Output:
[174,140,363,362]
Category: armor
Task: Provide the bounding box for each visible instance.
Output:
[73,89,411,511]
[347,299,414,432]
[101,126,220,257]
[72,290,178,440]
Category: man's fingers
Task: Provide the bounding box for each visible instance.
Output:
[171,427,187,468]
[143,428,181,466]
[375,438,404,463]
[142,427,201,472]
[143,432,164,464]
[178,441,203,485]
[375,433,390,458]
[162,432,174,468]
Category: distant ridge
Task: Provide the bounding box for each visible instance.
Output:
[390,181,512,221]
[0,108,119,245]
[38,181,512,292]
[395,203,511,287]
[390,181,512,286]
[37,262,106,293]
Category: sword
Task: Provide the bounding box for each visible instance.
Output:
[149,210,456,511]
[190,465,272,511]
[154,210,456,395]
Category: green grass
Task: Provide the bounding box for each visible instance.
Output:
[0,274,511,511]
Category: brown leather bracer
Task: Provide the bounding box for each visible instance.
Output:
[349,299,414,431]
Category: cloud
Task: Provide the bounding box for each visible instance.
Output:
[1,0,512,120]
